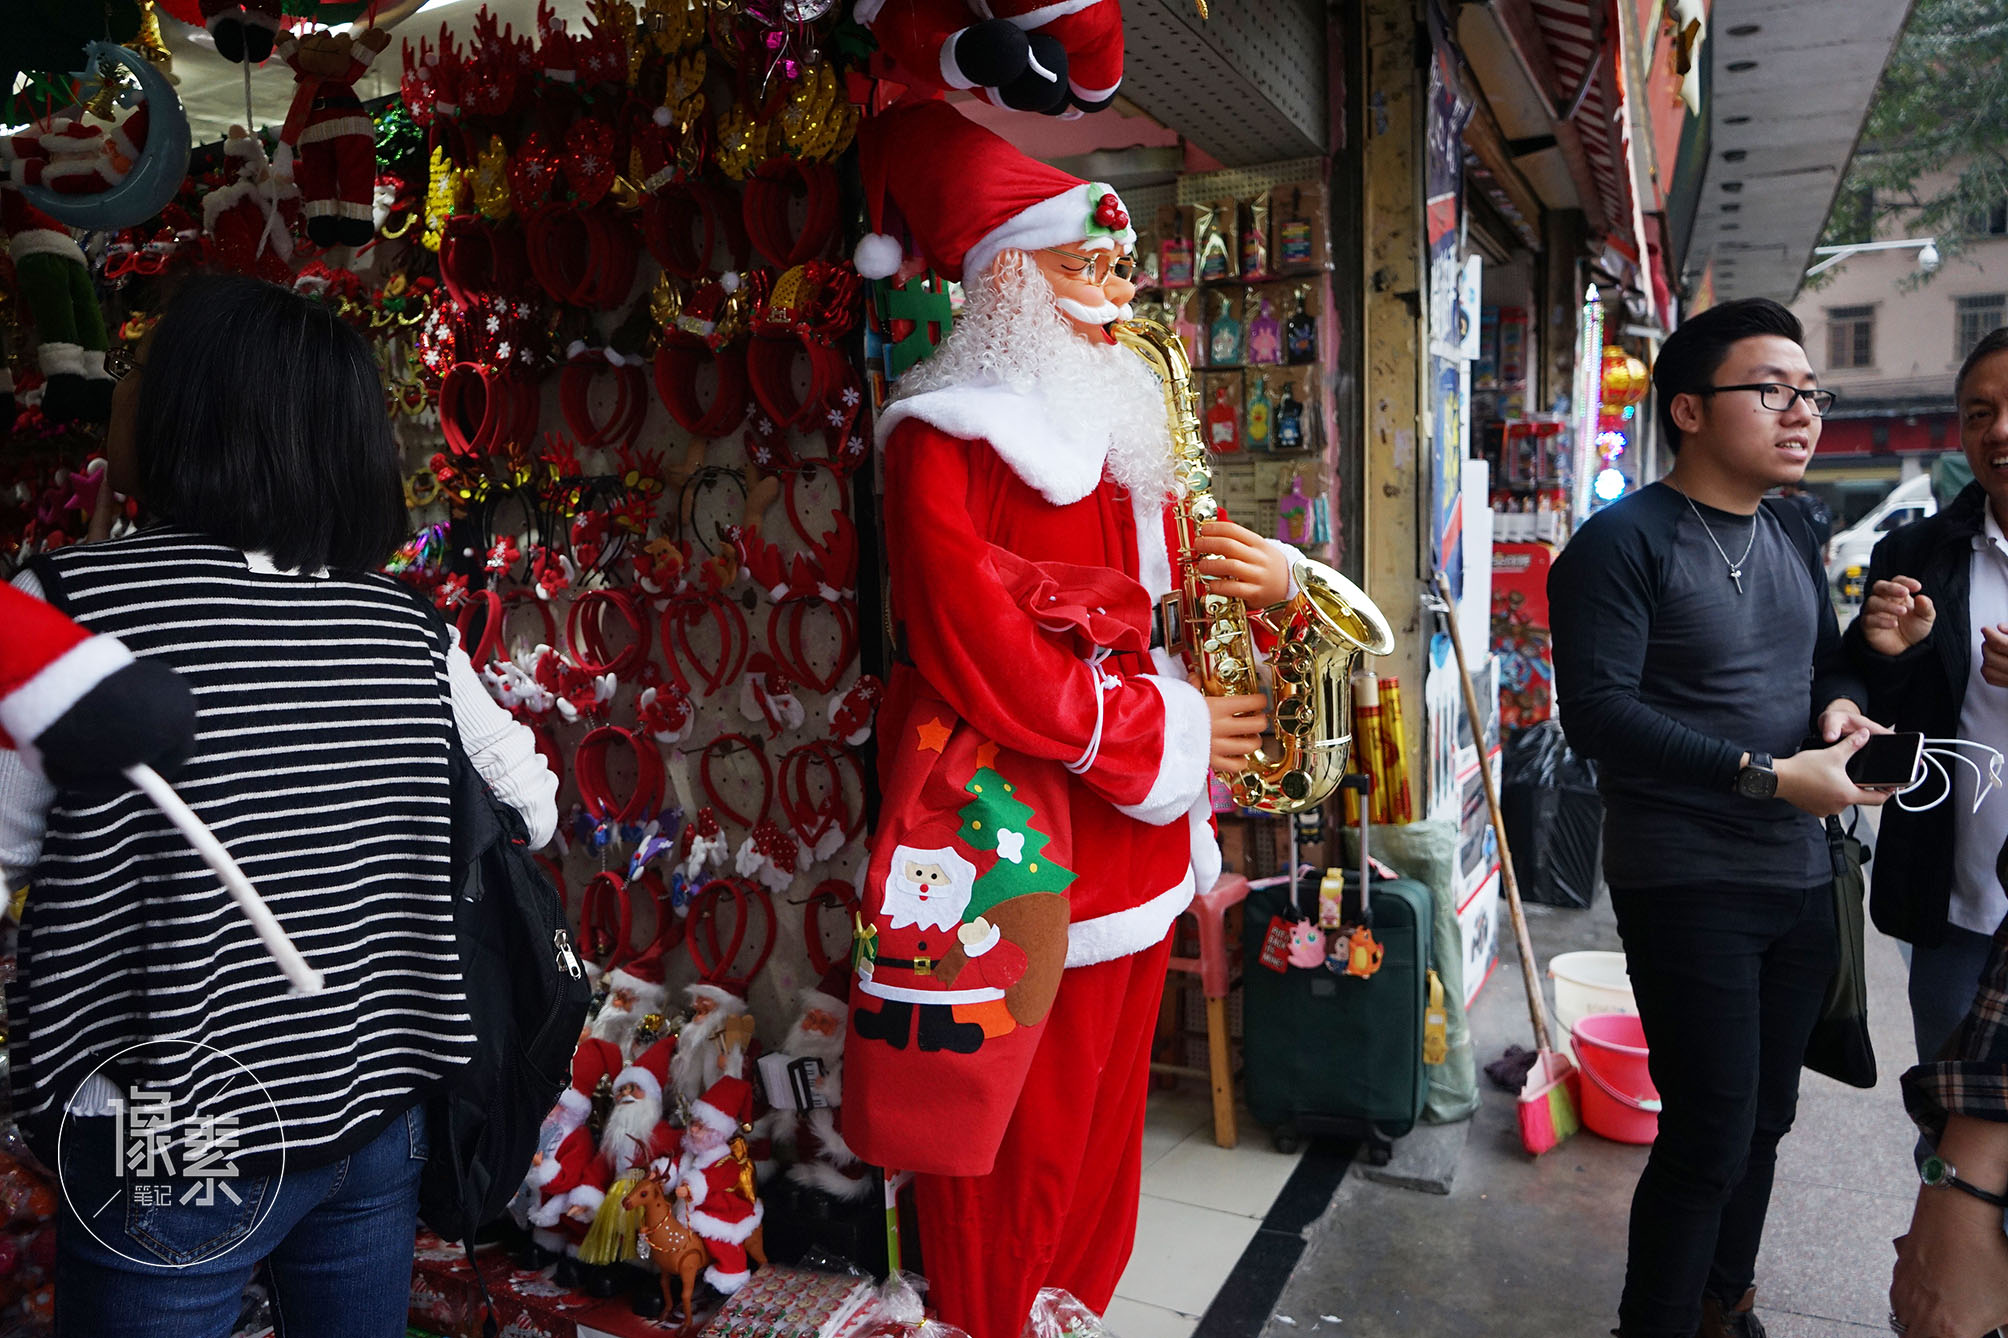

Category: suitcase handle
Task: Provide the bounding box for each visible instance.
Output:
[1335,773,1373,928]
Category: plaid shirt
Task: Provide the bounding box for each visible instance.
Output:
[1903,848,2008,1141]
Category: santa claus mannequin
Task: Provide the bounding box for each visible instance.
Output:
[591,953,671,1068]
[672,1071,766,1296]
[773,970,867,1201]
[843,100,1292,1338]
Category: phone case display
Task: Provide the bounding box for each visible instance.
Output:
[1240,190,1272,281]
[1201,370,1245,455]
[1272,181,1329,273]
[1193,199,1238,283]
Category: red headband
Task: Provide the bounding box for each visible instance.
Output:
[454,588,504,667]
[661,592,749,697]
[560,356,648,450]
[526,204,641,308]
[577,725,667,826]
[579,870,635,969]
[767,595,858,695]
[697,732,772,831]
[565,588,651,677]
[777,739,864,852]
[743,157,839,268]
[685,876,776,989]
[653,335,751,439]
[641,177,750,279]
[801,877,860,977]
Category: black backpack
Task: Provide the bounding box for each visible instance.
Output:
[418,733,593,1245]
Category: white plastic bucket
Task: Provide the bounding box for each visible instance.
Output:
[1550,950,1637,1040]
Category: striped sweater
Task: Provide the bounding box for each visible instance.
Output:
[11,529,475,1172]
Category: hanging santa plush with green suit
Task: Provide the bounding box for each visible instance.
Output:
[1,189,114,423]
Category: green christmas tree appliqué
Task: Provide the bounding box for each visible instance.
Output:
[956,767,1077,920]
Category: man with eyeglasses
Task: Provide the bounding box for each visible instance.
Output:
[1551,297,1888,1338]
[1849,327,2008,1073]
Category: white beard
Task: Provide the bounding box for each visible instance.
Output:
[894,254,1174,501]
[670,1006,742,1106]
[598,1095,661,1175]
[882,873,968,932]
[780,1023,843,1067]
[589,1002,640,1052]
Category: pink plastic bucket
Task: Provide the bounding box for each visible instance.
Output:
[1572,1012,1660,1144]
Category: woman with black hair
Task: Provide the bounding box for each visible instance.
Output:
[0,274,558,1337]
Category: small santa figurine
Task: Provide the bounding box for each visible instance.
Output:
[573,1037,681,1292]
[667,981,754,1116]
[673,1070,766,1297]
[522,1041,619,1272]
[591,950,671,1072]
[773,970,868,1202]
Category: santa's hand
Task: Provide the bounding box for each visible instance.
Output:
[856,959,873,984]
[564,1204,593,1223]
[957,917,1001,955]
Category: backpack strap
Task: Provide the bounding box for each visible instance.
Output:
[1761,496,1826,600]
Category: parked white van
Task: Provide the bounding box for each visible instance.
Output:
[1828,474,1937,600]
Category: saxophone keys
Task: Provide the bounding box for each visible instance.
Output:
[1203,594,1233,618]
[1213,657,1248,686]
[1279,771,1315,804]
[1192,495,1220,522]
[1273,641,1312,682]
[1276,697,1315,737]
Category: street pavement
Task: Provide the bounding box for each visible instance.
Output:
[1256,874,1918,1337]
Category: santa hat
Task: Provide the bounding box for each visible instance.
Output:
[691,1073,754,1134]
[610,1034,674,1105]
[0,585,195,787]
[852,99,1135,284]
[566,1034,622,1118]
[800,965,850,1020]
[605,946,668,1007]
[685,980,749,1015]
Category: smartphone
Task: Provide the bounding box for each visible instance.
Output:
[1845,731,1924,790]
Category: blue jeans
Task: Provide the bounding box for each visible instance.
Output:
[56,1102,428,1338]
[1609,881,1836,1338]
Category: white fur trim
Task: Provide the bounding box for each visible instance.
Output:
[527,1155,564,1189]
[939,27,980,90]
[1070,76,1122,102]
[531,1225,565,1249]
[557,1087,592,1120]
[806,1108,857,1166]
[705,1265,753,1294]
[37,342,84,379]
[685,983,744,1012]
[298,116,375,148]
[1132,488,1174,599]
[854,232,903,281]
[963,183,1135,289]
[858,979,1005,1005]
[878,383,1106,507]
[1065,867,1195,968]
[789,1159,872,1200]
[8,228,84,265]
[0,632,133,749]
[564,1184,606,1214]
[691,1098,737,1134]
[303,198,375,221]
[1111,676,1211,825]
[80,348,107,380]
[689,1199,764,1244]
[1189,796,1222,903]
[611,1066,662,1103]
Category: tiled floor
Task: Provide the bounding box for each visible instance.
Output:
[1111,1088,1307,1338]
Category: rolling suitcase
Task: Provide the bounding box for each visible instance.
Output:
[1240,776,1433,1162]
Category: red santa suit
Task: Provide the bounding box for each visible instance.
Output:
[528,1038,623,1253]
[843,102,1224,1338]
[275,32,382,248]
[677,1075,764,1296]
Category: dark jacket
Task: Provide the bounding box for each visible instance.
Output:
[1843,481,1990,948]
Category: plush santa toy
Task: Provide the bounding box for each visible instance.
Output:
[842,100,1298,1338]
[0,585,193,789]
[275,26,393,248]
[574,1037,682,1290]
[0,188,114,423]
[774,970,868,1202]
[590,949,671,1066]
[673,1070,766,1297]
[201,125,302,281]
[520,1040,616,1265]
[856,0,1123,115]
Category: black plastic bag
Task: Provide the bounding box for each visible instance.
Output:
[1500,721,1604,908]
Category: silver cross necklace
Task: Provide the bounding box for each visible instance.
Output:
[1677,488,1759,595]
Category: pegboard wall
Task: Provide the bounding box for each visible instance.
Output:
[1121,0,1329,166]
[1175,157,1329,207]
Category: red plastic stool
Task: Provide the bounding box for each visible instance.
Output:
[1158,872,1250,1148]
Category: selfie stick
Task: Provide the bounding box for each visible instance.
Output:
[123,763,327,995]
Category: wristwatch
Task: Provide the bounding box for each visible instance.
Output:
[1920,1155,2008,1208]
[1733,752,1777,800]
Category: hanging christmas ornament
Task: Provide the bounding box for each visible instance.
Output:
[17,42,191,232]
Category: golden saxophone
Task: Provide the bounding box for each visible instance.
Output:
[1112,317,1395,814]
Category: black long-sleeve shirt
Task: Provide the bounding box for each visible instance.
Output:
[1549,482,1866,890]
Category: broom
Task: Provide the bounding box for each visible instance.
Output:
[1431,573,1578,1154]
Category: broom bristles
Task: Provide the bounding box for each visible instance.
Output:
[1515,1050,1581,1155]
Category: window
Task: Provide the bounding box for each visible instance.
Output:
[1967,199,2008,237]
[1877,507,1923,534]
[1957,294,2007,361]
[1828,306,1875,369]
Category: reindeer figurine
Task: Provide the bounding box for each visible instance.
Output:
[622,1168,710,1333]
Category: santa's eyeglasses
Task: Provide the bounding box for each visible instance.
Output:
[1043,247,1138,287]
